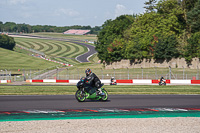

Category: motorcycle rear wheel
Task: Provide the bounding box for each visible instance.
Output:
[75,90,86,102]
[100,89,108,101]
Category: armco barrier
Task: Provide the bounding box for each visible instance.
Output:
[0,80,11,83]
[25,79,200,84]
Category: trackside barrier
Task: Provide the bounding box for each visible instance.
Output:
[26,80,69,83]
[0,80,11,83]
[191,80,200,84]
[25,79,200,84]
[116,80,133,83]
[170,80,190,84]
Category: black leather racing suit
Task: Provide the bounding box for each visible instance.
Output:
[160,77,164,82]
[85,72,101,89]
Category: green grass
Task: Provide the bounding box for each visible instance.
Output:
[30,32,97,42]
[0,85,200,95]
[88,53,99,63]
[0,47,59,70]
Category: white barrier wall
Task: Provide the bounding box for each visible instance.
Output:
[1,79,200,84]
[170,80,191,84]
[0,80,11,83]
[24,79,200,84]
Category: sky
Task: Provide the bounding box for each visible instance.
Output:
[0,0,147,27]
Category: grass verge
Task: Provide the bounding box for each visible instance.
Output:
[0,47,59,70]
[0,85,200,95]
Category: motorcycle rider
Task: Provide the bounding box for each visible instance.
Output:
[160,76,164,82]
[110,77,117,85]
[159,76,166,85]
[85,68,103,95]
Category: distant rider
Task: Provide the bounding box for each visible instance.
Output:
[85,68,103,95]
[160,76,164,82]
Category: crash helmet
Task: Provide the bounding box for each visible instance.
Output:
[85,68,92,76]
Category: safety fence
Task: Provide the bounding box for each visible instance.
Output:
[37,67,200,80]
[0,67,199,82]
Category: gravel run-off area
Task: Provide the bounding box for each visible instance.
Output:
[1,118,200,133]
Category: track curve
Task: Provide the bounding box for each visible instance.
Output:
[74,42,97,62]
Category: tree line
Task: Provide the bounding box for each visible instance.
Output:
[0,22,101,35]
[96,0,200,63]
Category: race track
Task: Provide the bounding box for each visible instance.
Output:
[75,42,96,62]
[9,34,97,63]
[0,95,200,111]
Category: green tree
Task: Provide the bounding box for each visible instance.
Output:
[153,34,179,59]
[179,0,198,36]
[125,37,146,61]
[125,0,185,60]
[0,21,101,34]
[144,0,157,13]
[96,15,134,62]
[0,21,3,32]
[187,0,200,33]
[0,35,16,50]
[4,22,17,32]
[182,0,198,12]
[106,38,126,61]
[184,32,200,62]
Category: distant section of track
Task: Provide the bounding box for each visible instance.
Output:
[0,95,200,111]
[9,34,96,63]
[75,42,96,62]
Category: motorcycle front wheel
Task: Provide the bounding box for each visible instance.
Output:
[75,90,86,102]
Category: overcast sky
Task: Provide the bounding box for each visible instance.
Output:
[0,0,147,27]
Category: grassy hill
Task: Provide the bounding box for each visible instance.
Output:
[14,37,88,65]
[0,47,59,70]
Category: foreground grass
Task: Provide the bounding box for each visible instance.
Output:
[0,85,200,95]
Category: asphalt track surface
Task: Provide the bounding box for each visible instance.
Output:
[0,95,200,111]
[75,42,96,62]
[9,34,97,63]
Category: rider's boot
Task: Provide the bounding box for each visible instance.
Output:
[97,88,104,95]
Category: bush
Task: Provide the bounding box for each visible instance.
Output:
[0,34,16,50]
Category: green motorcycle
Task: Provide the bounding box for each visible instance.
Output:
[75,78,108,102]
